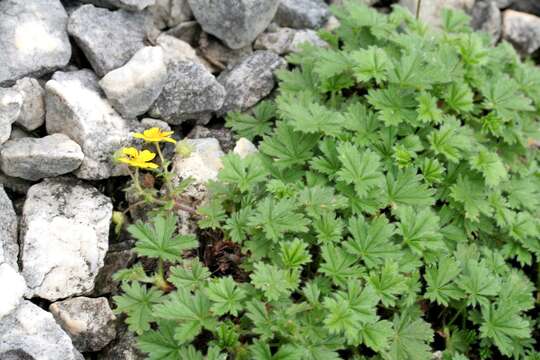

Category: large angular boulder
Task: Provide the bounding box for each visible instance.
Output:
[50,297,116,352]
[502,10,540,55]
[274,0,331,29]
[471,0,502,45]
[187,0,280,49]
[0,134,84,181]
[0,300,84,360]
[0,186,18,269]
[99,46,168,119]
[12,78,46,131]
[149,61,225,124]
[0,0,71,86]
[217,51,286,115]
[45,70,131,180]
[0,264,26,320]
[68,5,150,77]
[20,178,112,301]
[0,88,23,145]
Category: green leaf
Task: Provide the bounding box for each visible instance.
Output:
[197,199,226,230]
[416,91,443,124]
[218,153,269,192]
[450,176,492,222]
[443,82,474,113]
[129,216,198,262]
[250,341,303,360]
[386,313,434,360]
[113,282,164,335]
[280,238,312,269]
[428,117,474,163]
[224,207,253,243]
[456,260,500,307]
[225,100,276,140]
[168,259,211,291]
[395,206,444,255]
[480,75,534,121]
[351,46,391,84]
[344,215,398,268]
[367,262,407,307]
[260,123,319,168]
[480,303,531,356]
[320,244,364,288]
[138,320,183,360]
[250,262,295,301]
[383,169,435,207]
[248,197,309,242]
[206,276,246,316]
[424,257,464,306]
[336,142,384,197]
[359,319,393,352]
[470,149,507,188]
[367,86,417,126]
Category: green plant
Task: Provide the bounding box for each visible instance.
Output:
[114,2,540,359]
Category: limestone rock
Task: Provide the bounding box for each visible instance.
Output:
[399,0,475,28]
[50,297,116,352]
[20,178,112,301]
[471,0,502,44]
[275,0,331,29]
[100,47,167,119]
[0,300,84,360]
[68,5,150,77]
[151,0,193,29]
[187,0,280,49]
[0,264,26,320]
[156,34,209,69]
[45,70,131,180]
[149,61,225,124]
[188,125,236,152]
[0,0,71,86]
[234,138,258,158]
[502,10,540,55]
[199,33,253,70]
[0,134,84,181]
[93,249,137,296]
[13,78,46,131]
[0,186,18,269]
[217,51,286,115]
[255,27,328,55]
[0,88,23,144]
[0,172,33,195]
[165,21,201,46]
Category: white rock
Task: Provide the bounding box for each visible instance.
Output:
[50,297,116,352]
[45,70,131,180]
[0,88,23,144]
[255,27,328,55]
[502,10,540,55]
[156,33,210,69]
[100,46,168,119]
[399,0,475,28]
[0,300,84,360]
[20,178,112,301]
[233,138,258,158]
[0,264,26,320]
[0,185,18,269]
[0,134,84,181]
[13,78,46,131]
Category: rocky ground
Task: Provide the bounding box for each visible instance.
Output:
[0,0,539,359]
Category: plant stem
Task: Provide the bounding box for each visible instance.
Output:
[155,143,174,196]
[416,0,422,20]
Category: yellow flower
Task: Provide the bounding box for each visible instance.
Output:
[133,127,176,143]
[118,147,159,170]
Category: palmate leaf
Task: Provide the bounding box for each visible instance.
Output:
[385,313,434,360]
[138,320,183,360]
[250,341,303,360]
[395,206,445,255]
[336,142,384,197]
[225,100,276,140]
[456,260,500,307]
[443,82,474,113]
[218,153,269,192]
[250,262,295,301]
[424,257,464,306]
[416,92,443,124]
[344,215,398,268]
[428,117,474,163]
[168,259,211,291]
[469,149,507,188]
[248,196,309,242]
[367,85,417,126]
[197,199,226,230]
[383,169,435,207]
[351,46,391,84]
[260,123,319,168]
[113,282,164,335]
[206,276,246,316]
[450,176,492,222]
[480,302,531,357]
[320,244,364,288]
[280,238,312,269]
[129,216,198,262]
[367,262,407,307]
[480,75,534,121]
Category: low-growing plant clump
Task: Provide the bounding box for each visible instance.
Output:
[114,3,540,359]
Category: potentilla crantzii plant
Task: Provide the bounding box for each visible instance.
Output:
[114,3,540,359]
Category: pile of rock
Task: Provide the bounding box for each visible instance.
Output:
[0,0,537,358]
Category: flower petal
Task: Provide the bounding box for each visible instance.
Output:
[139,150,157,162]
[122,147,139,157]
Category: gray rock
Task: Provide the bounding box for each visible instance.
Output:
[217,51,286,115]
[0,134,84,181]
[45,70,131,180]
[471,0,502,44]
[156,34,210,69]
[255,27,328,55]
[165,21,201,46]
[20,178,112,301]
[98,327,145,360]
[187,0,280,49]
[495,0,513,8]
[275,0,330,29]
[151,0,193,29]
[399,0,475,28]
[510,0,540,17]
[0,172,33,195]
[8,126,33,141]
[0,88,23,145]
[13,78,46,131]
[149,61,225,124]
[502,10,540,54]
[188,125,236,152]
[68,5,150,77]
[76,0,155,11]
[93,249,137,296]
[234,138,258,158]
[329,0,378,6]
[50,297,116,352]
[0,186,18,269]
[0,0,71,86]
[199,33,253,71]
[0,300,84,360]
[0,264,26,320]
[100,47,167,119]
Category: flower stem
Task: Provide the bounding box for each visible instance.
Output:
[155,143,174,196]
[416,0,422,20]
